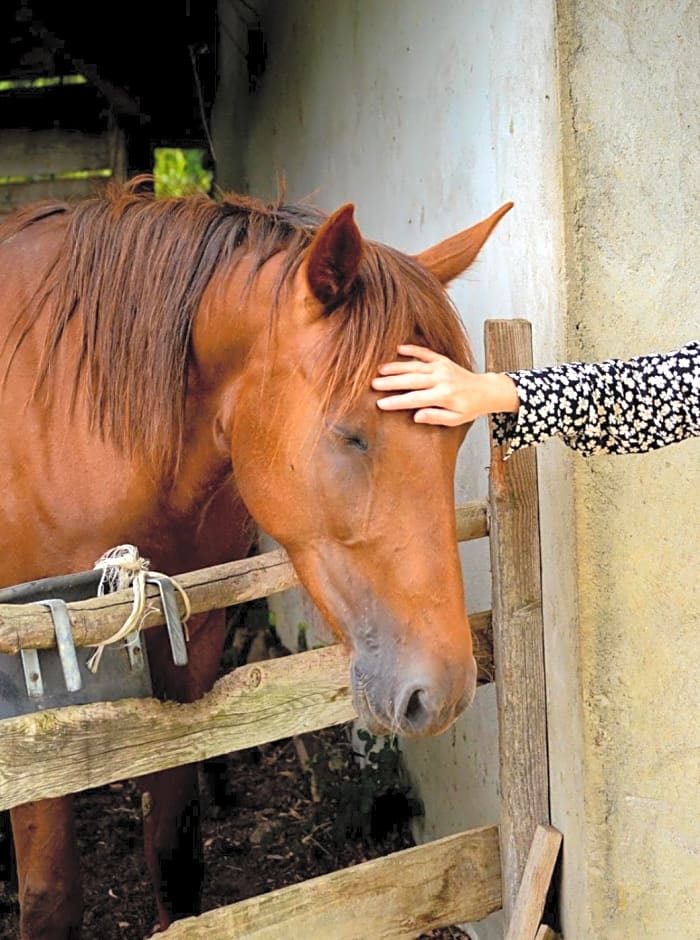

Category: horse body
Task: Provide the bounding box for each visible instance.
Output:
[0,180,510,937]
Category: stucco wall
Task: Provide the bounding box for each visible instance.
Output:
[558,2,700,936]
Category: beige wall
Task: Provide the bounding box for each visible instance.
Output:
[558,2,700,936]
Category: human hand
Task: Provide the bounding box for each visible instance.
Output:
[371,344,520,426]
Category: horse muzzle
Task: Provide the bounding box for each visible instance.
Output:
[350,652,477,739]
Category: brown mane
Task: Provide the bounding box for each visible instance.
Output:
[1,176,472,470]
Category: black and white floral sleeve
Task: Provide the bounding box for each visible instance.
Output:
[491,341,700,458]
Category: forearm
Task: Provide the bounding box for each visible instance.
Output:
[492,341,700,458]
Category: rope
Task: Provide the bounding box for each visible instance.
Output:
[86,544,191,673]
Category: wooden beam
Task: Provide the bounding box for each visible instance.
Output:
[485,319,550,924]
[0,548,297,654]
[505,825,562,940]
[455,499,489,541]
[161,827,502,939]
[0,609,495,812]
[0,645,354,811]
[0,501,488,654]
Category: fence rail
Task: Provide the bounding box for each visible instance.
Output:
[163,827,502,939]
[0,502,492,811]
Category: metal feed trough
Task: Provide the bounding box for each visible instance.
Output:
[0,569,188,719]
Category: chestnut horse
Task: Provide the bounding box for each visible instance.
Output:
[0,178,510,938]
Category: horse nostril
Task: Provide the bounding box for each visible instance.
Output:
[404,687,427,724]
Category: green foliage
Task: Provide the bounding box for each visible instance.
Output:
[307,728,420,845]
[154,148,212,198]
[0,75,86,92]
[296,621,308,652]
[0,169,110,186]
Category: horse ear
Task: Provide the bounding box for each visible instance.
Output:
[305,203,363,307]
[415,201,514,284]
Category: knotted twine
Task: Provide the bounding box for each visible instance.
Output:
[86,544,191,673]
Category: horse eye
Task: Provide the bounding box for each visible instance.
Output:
[344,433,369,452]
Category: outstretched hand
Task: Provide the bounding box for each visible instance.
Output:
[371,344,519,426]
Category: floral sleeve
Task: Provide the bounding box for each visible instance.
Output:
[491,341,700,458]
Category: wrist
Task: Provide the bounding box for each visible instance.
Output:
[483,372,520,415]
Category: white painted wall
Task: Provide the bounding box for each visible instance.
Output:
[214,3,571,937]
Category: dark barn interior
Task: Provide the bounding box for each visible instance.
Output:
[1,0,221,175]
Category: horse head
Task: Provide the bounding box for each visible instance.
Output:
[195,199,511,738]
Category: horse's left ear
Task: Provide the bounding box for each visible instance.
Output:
[305,203,363,308]
[415,201,514,284]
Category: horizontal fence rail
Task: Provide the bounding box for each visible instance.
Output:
[161,827,502,939]
[0,500,489,654]
[0,612,493,811]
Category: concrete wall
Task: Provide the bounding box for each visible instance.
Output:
[212,1,698,937]
[557,2,700,936]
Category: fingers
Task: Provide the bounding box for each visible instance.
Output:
[396,344,442,362]
[372,371,438,392]
[376,344,444,376]
[414,408,467,427]
[375,395,468,426]
[376,359,435,377]
[373,344,475,427]
[375,388,446,411]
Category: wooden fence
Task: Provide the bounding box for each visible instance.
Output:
[0,320,559,938]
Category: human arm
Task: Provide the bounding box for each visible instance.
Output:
[372,341,700,457]
[495,341,699,456]
[371,344,520,425]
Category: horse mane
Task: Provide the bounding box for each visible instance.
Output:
[2,176,472,472]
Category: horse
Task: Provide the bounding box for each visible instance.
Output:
[0,176,511,938]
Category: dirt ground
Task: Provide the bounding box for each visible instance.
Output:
[0,604,469,940]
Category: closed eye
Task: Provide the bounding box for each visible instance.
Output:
[329,423,369,453]
[344,433,368,452]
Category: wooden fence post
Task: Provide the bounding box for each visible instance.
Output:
[485,319,550,926]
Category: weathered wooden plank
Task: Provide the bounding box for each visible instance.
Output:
[0,500,488,654]
[162,826,502,939]
[0,645,355,811]
[0,609,495,811]
[0,548,298,653]
[0,177,101,215]
[485,319,550,925]
[505,825,562,940]
[0,128,114,177]
[455,499,489,541]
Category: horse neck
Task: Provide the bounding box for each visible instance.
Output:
[167,259,280,515]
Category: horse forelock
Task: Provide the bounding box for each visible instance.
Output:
[315,243,474,420]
